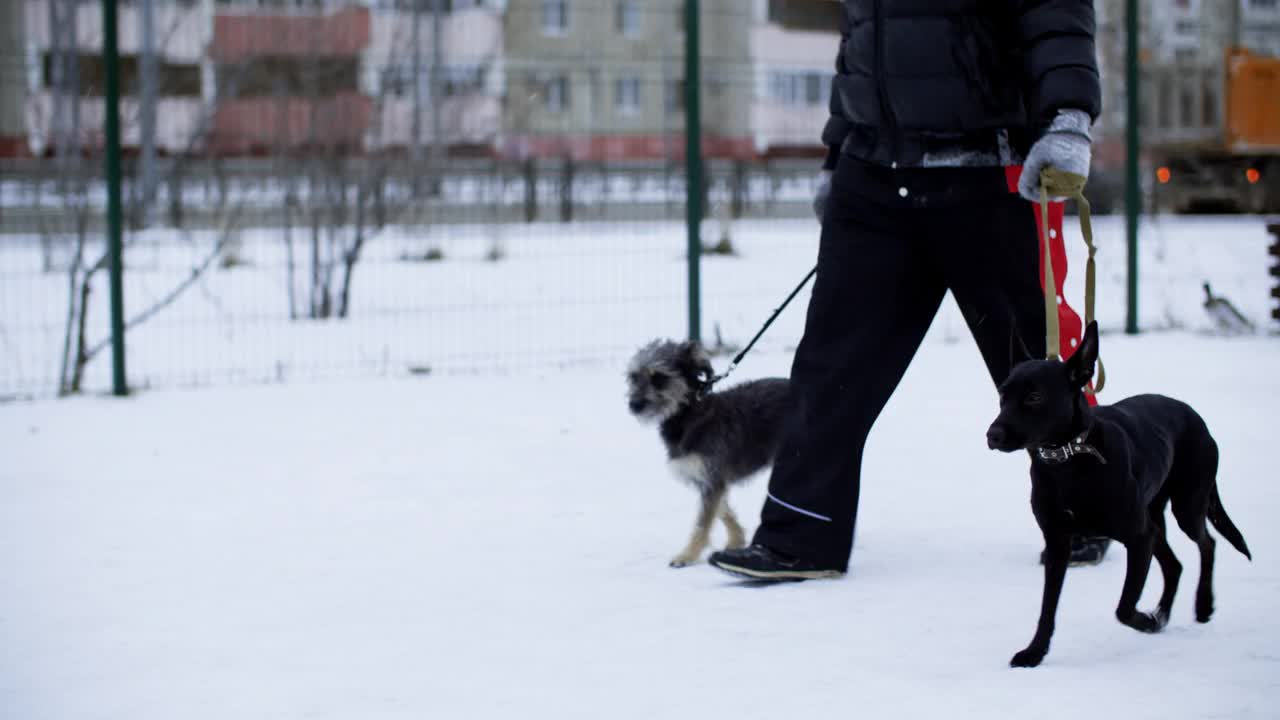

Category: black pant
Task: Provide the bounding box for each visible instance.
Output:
[753,157,1047,572]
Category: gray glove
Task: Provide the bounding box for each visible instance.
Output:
[813,169,833,222]
[1017,109,1092,202]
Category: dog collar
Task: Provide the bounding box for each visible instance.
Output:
[1036,431,1107,465]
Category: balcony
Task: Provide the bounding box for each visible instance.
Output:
[212,6,371,62]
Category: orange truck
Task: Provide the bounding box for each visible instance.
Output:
[1151,48,1280,213]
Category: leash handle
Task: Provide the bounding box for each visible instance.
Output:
[1039,183,1061,361]
[1038,168,1105,395]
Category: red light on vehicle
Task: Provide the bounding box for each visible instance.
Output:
[1245,168,1260,184]
[1156,167,1171,184]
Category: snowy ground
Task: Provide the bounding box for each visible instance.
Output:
[3,213,1276,397]
[3,328,1278,719]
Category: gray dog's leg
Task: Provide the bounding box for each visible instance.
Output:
[719,497,746,550]
[671,487,725,567]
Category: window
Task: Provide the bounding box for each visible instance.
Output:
[665,78,684,114]
[42,52,201,98]
[218,56,358,98]
[616,0,641,37]
[443,66,485,96]
[1202,79,1218,126]
[215,0,324,7]
[380,65,410,97]
[367,0,488,8]
[768,71,825,107]
[542,0,568,36]
[615,76,641,115]
[379,65,486,98]
[544,74,569,112]
[805,73,823,105]
[766,0,844,32]
[1158,78,1173,130]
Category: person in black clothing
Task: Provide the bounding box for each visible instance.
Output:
[709,1,1110,581]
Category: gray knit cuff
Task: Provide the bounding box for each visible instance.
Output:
[1049,109,1092,142]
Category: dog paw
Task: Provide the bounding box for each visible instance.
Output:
[669,554,699,568]
[1125,609,1167,633]
[1009,648,1046,668]
[1195,601,1214,624]
[724,537,747,551]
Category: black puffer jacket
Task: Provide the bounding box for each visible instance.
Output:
[821,0,1101,168]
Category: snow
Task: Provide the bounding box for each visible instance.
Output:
[0,169,815,211]
[2,327,1279,719]
[3,213,1277,397]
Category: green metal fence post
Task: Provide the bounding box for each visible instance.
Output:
[1124,0,1140,335]
[103,0,129,395]
[684,0,702,343]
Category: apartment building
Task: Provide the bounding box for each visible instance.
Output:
[210,4,372,153]
[12,0,503,156]
[34,0,1273,165]
[1,2,29,156]
[1093,0,1280,166]
[748,0,841,156]
[21,0,208,156]
[10,0,833,160]
[499,0,753,160]
[364,0,504,152]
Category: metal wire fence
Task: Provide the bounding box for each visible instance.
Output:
[9,1,1268,398]
[0,0,832,398]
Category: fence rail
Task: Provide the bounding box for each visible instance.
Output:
[0,153,824,399]
[1,157,822,233]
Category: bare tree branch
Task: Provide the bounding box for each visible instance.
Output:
[81,202,244,362]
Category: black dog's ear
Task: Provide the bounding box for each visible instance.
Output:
[677,340,713,384]
[1065,321,1099,387]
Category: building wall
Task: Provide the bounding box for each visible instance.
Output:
[209,6,372,152]
[1,0,28,155]
[24,0,209,62]
[1095,0,1280,154]
[1092,0,1272,160]
[364,3,504,149]
[748,0,839,154]
[22,0,209,155]
[1239,0,1280,56]
[500,0,752,160]
[27,0,1273,162]
[12,0,840,160]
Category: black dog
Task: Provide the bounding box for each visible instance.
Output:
[987,322,1251,668]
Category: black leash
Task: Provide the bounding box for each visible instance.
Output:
[705,264,817,390]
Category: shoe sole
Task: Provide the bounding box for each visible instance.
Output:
[709,561,844,582]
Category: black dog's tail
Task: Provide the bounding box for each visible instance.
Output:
[1209,485,1252,561]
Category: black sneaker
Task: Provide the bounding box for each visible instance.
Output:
[1040,536,1112,567]
[708,543,844,582]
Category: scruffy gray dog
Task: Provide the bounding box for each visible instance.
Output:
[626,339,792,567]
